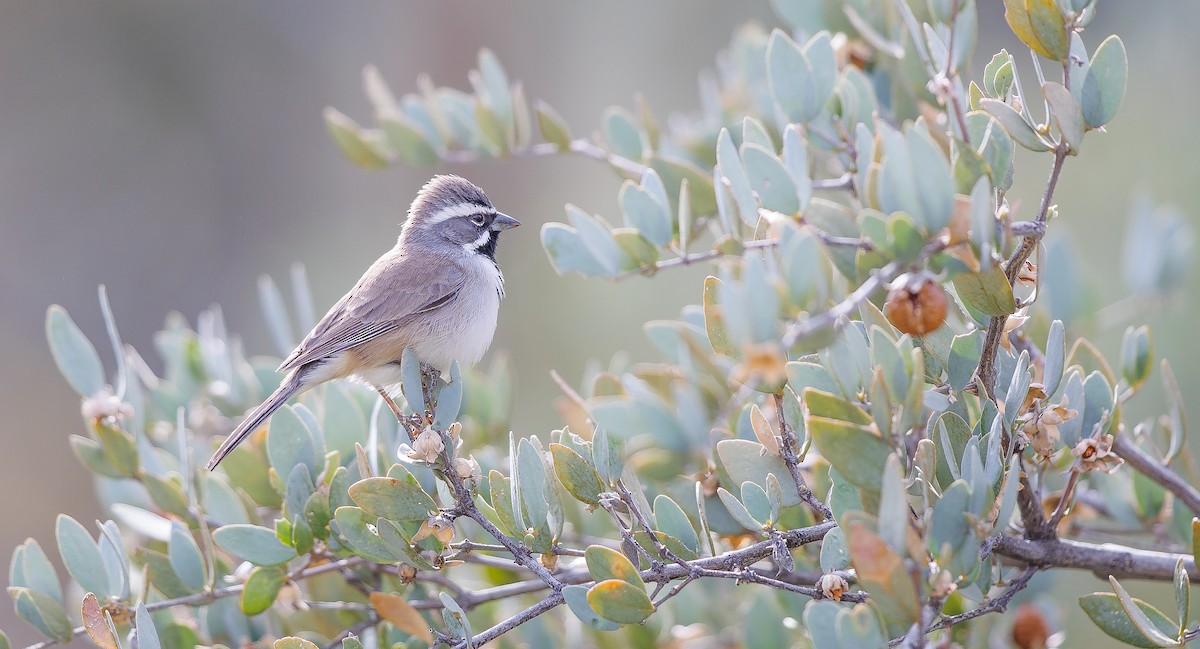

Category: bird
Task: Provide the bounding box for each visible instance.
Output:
[205,175,519,471]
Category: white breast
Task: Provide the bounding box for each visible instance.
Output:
[408,255,504,371]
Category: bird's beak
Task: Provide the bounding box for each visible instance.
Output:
[492,213,521,231]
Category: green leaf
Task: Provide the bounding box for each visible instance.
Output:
[585,545,644,590]
[563,584,620,631]
[379,114,440,166]
[135,548,193,599]
[948,331,983,392]
[323,107,389,169]
[14,588,74,643]
[241,566,286,616]
[331,507,399,563]
[619,181,672,247]
[439,592,472,646]
[550,443,604,505]
[809,417,893,494]
[587,579,655,625]
[715,439,801,506]
[1082,35,1128,128]
[905,128,955,233]
[565,205,623,277]
[1044,320,1066,395]
[46,305,106,397]
[134,603,160,649]
[613,228,660,270]
[1004,0,1066,61]
[348,475,437,522]
[820,526,850,572]
[653,495,699,553]
[703,276,737,357]
[167,521,205,592]
[878,454,907,554]
[766,29,819,123]
[541,222,610,277]
[1081,592,1179,648]
[142,473,190,518]
[742,143,799,215]
[1193,519,1200,569]
[1043,81,1084,152]
[534,100,571,149]
[838,603,888,648]
[603,107,644,162]
[952,261,1016,316]
[70,435,123,478]
[274,638,319,649]
[1175,558,1190,633]
[1120,325,1153,389]
[980,98,1051,152]
[267,405,321,483]
[1026,0,1069,61]
[648,154,716,216]
[433,361,463,428]
[1109,576,1181,647]
[10,539,63,605]
[56,514,113,598]
[803,600,843,649]
[930,480,976,577]
[516,437,551,531]
[803,388,873,426]
[94,424,139,477]
[212,524,296,566]
[717,128,758,226]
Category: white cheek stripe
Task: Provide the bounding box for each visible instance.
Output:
[425,202,496,226]
[463,230,492,252]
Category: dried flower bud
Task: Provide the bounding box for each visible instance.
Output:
[274,580,309,612]
[732,341,788,388]
[539,552,559,571]
[413,516,454,545]
[407,426,445,463]
[1072,434,1124,474]
[452,456,482,482]
[884,274,947,336]
[81,390,134,422]
[1011,603,1051,649]
[816,573,849,601]
[397,563,418,583]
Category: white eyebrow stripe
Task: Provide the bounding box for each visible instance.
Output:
[425,202,495,226]
[463,229,492,252]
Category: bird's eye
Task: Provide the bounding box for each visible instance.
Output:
[471,214,487,226]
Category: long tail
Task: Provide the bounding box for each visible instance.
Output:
[205,374,304,471]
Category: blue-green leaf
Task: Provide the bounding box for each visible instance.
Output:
[46,306,105,398]
[56,514,112,598]
[1081,36,1128,128]
[167,521,205,592]
[212,524,296,566]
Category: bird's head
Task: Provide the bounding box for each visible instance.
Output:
[402,175,520,260]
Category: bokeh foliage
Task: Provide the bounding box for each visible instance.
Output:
[5,0,1198,648]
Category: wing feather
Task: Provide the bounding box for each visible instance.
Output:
[278,250,466,371]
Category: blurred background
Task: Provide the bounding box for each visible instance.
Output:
[0,1,1196,645]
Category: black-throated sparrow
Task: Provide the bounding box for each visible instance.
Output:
[205,175,519,471]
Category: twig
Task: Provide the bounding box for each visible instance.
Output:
[774,392,832,520]
[441,138,648,178]
[323,616,379,649]
[911,567,1038,641]
[977,144,1069,398]
[617,239,779,279]
[1045,470,1080,533]
[1113,434,1200,518]
[991,535,1199,581]
[22,557,369,649]
[811,172,855,191]
[452,592,565,649]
